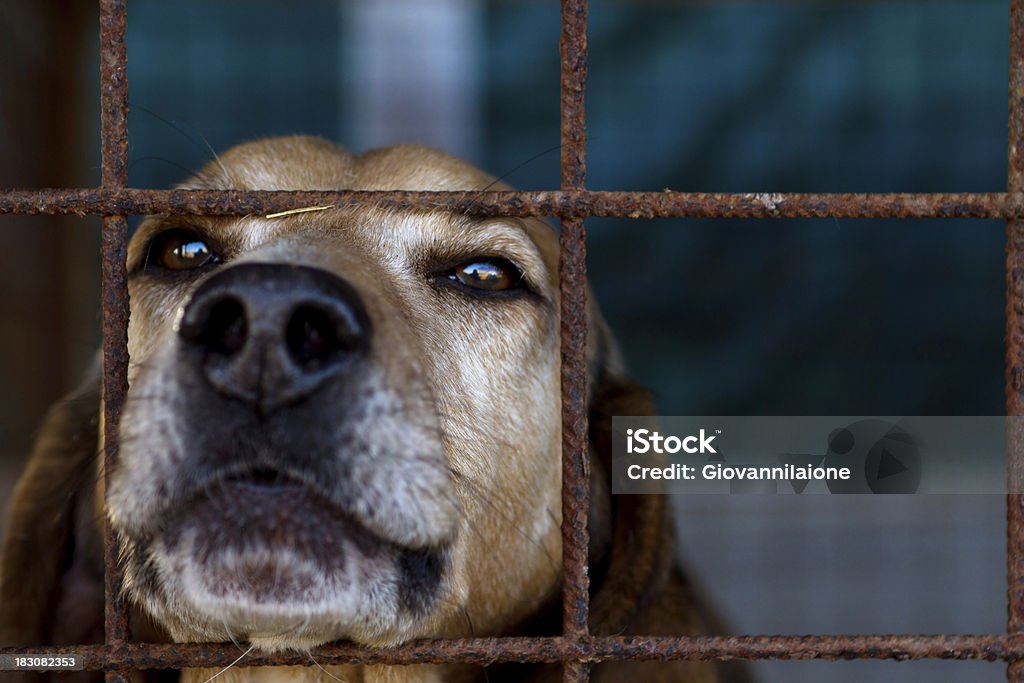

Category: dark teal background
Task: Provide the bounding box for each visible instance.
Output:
[120,1,1010,417]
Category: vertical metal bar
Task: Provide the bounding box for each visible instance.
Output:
[98,0,130,663]
[563,660,593,682]
[1009,1,1024,681]
[558,0,590,680]
[560,0,587,191]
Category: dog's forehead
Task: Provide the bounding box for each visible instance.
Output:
[144,135,561,269]
[212,210,558,282]
[183,136,499,193]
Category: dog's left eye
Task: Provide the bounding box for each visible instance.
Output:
[448,259,521,292]
[147,230,221,271]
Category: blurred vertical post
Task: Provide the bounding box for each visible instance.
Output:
[0,2,94,519]
[340,0,482,162]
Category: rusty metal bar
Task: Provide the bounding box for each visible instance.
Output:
[558,0,590,660]
[98,0,130,662]
[2,635,1023,670]
[559,211,589,644]
[0,188,1014,219]
[100,0,128,188]
[1010,1,1024,682]
[560,0,587,191]
[563,660,593,681]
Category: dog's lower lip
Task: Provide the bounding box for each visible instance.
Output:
[159,484,363,602]
[161,482,363,574]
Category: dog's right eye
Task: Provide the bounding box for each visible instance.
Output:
[146,230,221,271]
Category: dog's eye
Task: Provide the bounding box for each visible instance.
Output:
[448,259,520,292]
[148,230,220,271]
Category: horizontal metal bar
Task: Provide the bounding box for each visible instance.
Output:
[2,635,1022,670]
[0,188,1015,219]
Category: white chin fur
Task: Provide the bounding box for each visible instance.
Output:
[141,534,421,649]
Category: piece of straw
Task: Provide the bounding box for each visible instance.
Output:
[265,205,335,219]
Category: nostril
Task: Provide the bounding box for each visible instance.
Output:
[203,298,248,355]
[286,305,352,370]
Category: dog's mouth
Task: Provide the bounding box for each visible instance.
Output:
[111,342,459,645]
[152,464,447,620]
[166,465,362,561]
[223,466,300,488]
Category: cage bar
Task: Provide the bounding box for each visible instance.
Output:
[98,0,131,667]
[559,2,591,681]
[0,188,1015,220]
[558,0,590,644]
[564,660,594,682]
[2,634,1023,670]
[1009,0,1024,682]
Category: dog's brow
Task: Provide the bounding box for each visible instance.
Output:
[459,215,530,235]
[446,216,543,259]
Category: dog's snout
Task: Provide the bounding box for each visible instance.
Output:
[178,263,370,412]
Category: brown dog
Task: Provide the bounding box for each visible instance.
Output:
[0,137,736,682]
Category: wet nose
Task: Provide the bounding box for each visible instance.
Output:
[178,263,370,413]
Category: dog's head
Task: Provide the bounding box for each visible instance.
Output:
[1,137,673,666]
[112,136,578,649]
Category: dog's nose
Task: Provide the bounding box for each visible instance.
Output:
[178,263,370,413]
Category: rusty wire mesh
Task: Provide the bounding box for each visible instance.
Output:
[0,0,1023,681]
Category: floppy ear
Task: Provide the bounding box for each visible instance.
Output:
[0,362,106,653]
[584,308,753,683]
[583,310,674,633]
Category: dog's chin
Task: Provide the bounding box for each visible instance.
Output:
[136,481,448,649]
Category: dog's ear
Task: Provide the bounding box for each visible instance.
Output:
[584,306,674,634]
[0,362,105,651]
[584,308,753,683]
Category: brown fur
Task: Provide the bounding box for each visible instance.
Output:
[1,137,741,683]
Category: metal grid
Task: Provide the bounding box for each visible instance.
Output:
[2,0,1024,680]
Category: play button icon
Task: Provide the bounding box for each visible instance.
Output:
[864,426,921,494]
[824,419,923,494]
[875,448,908,480]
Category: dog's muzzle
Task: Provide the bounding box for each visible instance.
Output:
[111,260,458,645]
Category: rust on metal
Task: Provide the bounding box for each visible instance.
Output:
[564,660,593,682]
[98,0,131,657]
[2,635,1023,671]
[0,188,1016,219]
[559,215,590,640]
[1010,3,1024,683]
[100,0,128,189]
[560,0,587,191]
[558,1,590,669]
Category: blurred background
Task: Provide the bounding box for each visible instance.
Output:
[0,1,1011,681]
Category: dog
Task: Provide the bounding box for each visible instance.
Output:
[0,137,739,682]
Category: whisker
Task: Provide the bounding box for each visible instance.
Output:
[198,643,255,683]
[304,649,350,683]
